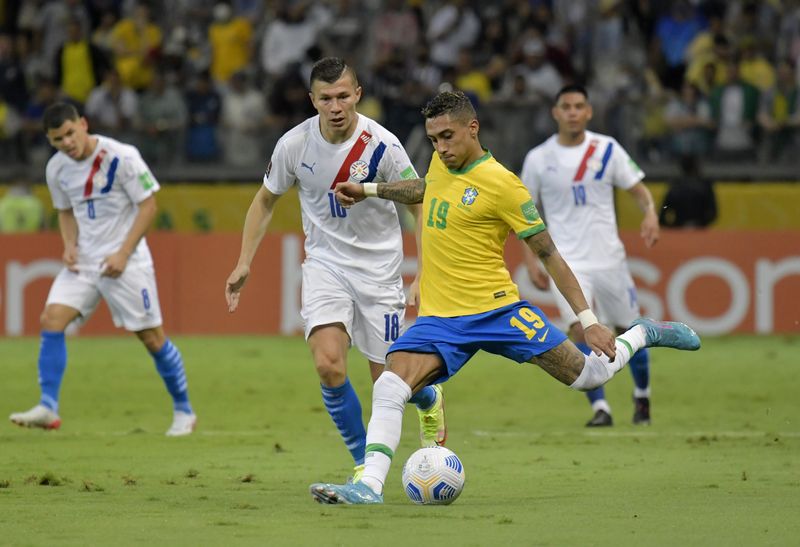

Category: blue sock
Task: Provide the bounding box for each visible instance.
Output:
[38,331,67,412]
[629,348,650,392]
[150,339,192,414]
[321,378,366,465]
[409,385,437,410]
[575,342,606,405]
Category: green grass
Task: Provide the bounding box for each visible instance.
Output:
[1,335,798,546]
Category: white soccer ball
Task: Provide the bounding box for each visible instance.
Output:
[401,446,465,505]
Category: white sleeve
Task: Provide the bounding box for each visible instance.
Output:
[45,159,71,210]
[610,141,644,190]
[119,148,160,204]
[519,148,541,201]
[263,138,296,194]
[379,137,418,181]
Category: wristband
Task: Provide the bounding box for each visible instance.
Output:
[363,183,378,197]
[577,309,599,330]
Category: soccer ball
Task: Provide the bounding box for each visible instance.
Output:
[401,446,465,505]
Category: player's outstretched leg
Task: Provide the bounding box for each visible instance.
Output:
[632,318,701,351]
[9,331,66,430]
[411,384,446,447]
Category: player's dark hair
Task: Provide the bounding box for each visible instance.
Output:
[42,102,80,130]
[554,84,589,104]
[421,91,477,123]
[310,57,358,86]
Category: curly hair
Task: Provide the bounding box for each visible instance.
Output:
[421,91,476,123]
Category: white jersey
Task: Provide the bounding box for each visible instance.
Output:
[46,135,158,269]
[264,113,417,285]
[520,130,644,270]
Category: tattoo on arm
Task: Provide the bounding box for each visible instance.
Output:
[377,178,426,204]
[527,230,557,261]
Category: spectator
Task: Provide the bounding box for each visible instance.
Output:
[0,33,29,112]
[686,34,731,94]
[54,18,111,105]
[84,69,139,138]
[31,0,91,71]
[138,71,188,165]
[739,36,775,92]
[185,71,221,161]
[425,0,481,69]
[372,0,420,62]
[208,2,253,85]
[0,97,22,161]
[91,10,118,58]
[654,1,706,90]
[758,59,800,162]
[663,81,714,158]
[659,155,717,228]
[267,64,315,134]
[260,1,320,79]
[20,77,59,166]
[0,173,44,233]
[708,61,760,159]
[220,70,266,166]
[453,49,492,103]
[110,3,162,90]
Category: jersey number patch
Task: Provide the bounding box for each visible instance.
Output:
[426,198,449,229]
[509,307,546,340]
[327,192,347,218]
[572,184,587,206]
[383,313,400,342]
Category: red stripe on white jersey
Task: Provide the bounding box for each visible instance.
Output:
[329,131,372,189]
[573,139,598,182]
[83,149,107,197]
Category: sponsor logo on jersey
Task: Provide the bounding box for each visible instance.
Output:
[461,186,479,205]
[301,161,316,174]
[349,160,369,181]
[493,290,506,299]
[400,166,416,180]
[138,171,156,190]
[521,200,541,223]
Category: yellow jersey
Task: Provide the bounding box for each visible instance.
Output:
[419,150,546,317]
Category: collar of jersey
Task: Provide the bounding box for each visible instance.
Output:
[447,150,492,175]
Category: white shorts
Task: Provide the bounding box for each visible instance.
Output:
[46,261,163,331]
[301,260,406,364]
[550,263,639,330]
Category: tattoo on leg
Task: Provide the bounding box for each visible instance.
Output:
[530,341,586,385]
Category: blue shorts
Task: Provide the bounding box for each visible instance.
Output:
[388,300,567,383]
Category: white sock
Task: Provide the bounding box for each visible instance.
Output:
[634,386,651,398]
[570,326,647,392]
[591,399,612,414]
[360,371,411,495]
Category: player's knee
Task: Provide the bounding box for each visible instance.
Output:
[40,307,70,331]
[136,328,165,353]
[314,353,346,387]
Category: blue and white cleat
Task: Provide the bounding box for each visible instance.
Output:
[309,481,383,505]
[632,318,701,351]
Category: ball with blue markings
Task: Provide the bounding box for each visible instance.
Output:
[401,446,465,505]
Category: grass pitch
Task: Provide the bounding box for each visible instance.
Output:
[1,335,798,546]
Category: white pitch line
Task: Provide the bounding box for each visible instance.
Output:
[471,430,800,439]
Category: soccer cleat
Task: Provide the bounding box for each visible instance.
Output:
[309,481,383,505]
[633,397,651,425]
[632,318,701,351]
[585,409,613,427]
[9,404,61,430]
[166,411,196,437]
[418,384,447,447]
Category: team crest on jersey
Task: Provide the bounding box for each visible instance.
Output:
[461,187,479,205]
[587,158,602,173]
[349,160,369,181]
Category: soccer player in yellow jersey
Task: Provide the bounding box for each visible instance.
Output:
[309,91,701,505]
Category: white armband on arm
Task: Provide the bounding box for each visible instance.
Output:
[363,183,378,197]
[578,309,599,330]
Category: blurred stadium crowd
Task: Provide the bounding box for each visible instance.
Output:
[0,0,799,173]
